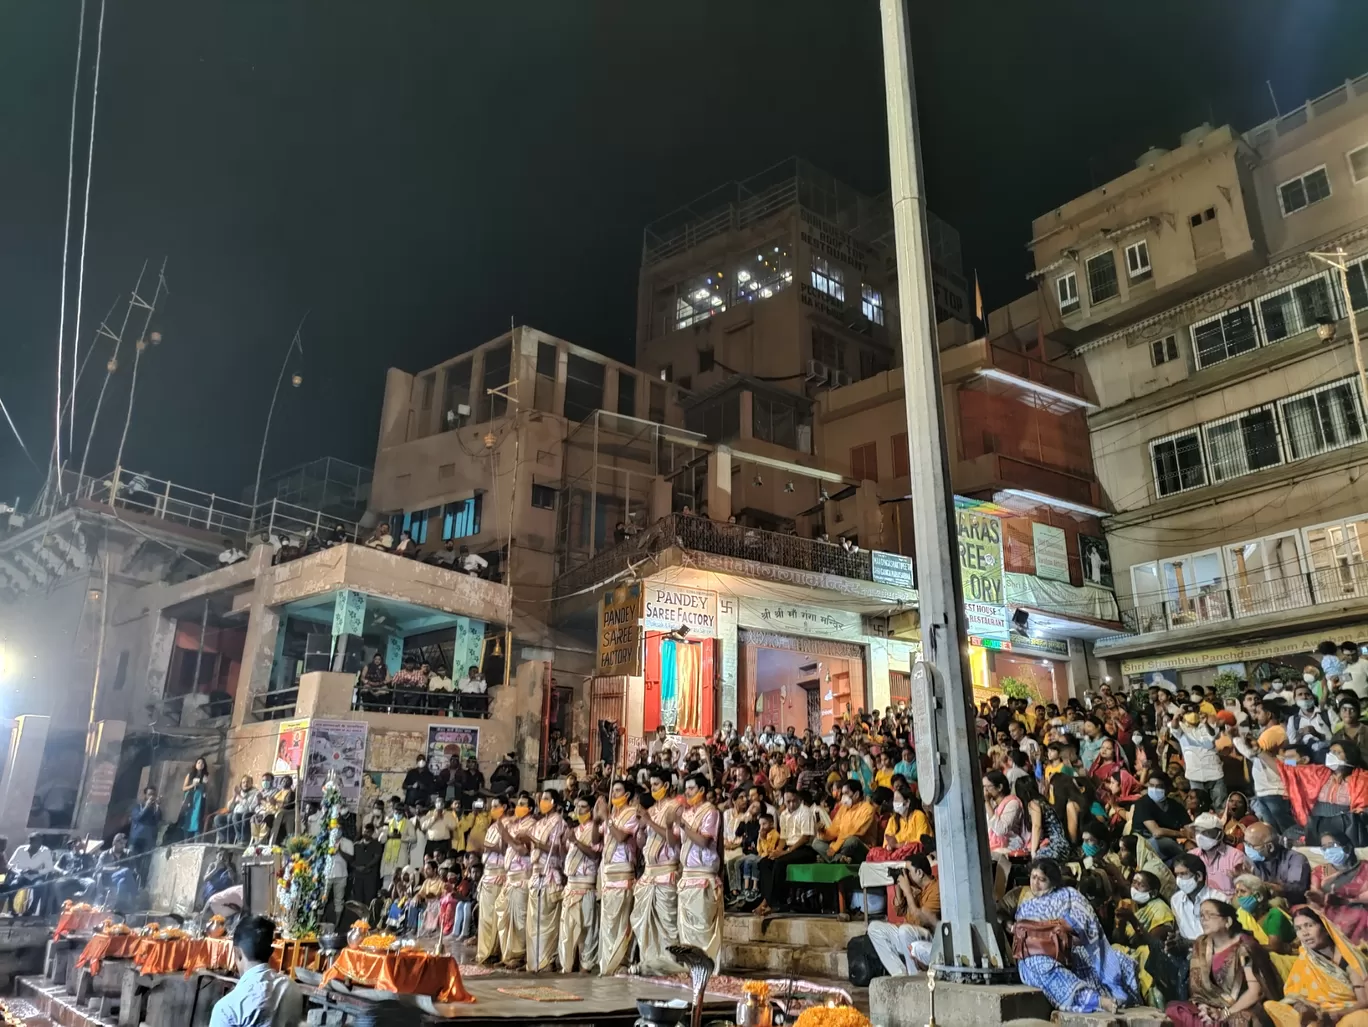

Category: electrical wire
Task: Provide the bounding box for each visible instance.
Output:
[54,0,87,470]
[69,0,106,452]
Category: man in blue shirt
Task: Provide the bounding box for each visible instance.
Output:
[210,916,289,1027]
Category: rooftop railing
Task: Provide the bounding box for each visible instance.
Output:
[554,512,874,598]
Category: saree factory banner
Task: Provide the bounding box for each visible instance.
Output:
[597,583,643,675]
[956,504,1008,638]
[273,718,309,775]
[642,585,717,637]
[301,719,369,808]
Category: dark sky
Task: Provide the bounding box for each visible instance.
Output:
[2,0,1364,503]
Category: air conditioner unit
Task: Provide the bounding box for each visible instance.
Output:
[830,370,851,387]
[806,359,830,383]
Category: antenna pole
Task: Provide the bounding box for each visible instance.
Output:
[78,261,148,494]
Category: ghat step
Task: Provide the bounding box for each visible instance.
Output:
[14,977,116,1027]
[722,914,868,948]
[720,940,848,978]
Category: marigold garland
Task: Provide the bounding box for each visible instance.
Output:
[791,1007,871,1027]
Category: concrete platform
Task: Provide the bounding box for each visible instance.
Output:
[870,975,1174,1027]
[412,974,735,1025]
[15,976,116,1027]
[721,913,862,978]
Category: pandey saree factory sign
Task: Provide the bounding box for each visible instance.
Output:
[597,583,643,676]
[642,585,718,637]
[957,503,1008,639]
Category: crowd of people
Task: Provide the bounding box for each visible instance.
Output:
[354,656,490,716]
[931,641,1368,1025]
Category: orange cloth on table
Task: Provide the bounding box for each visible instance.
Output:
[133,938,234,976]
[1275,763,1368,825]
[75,933,143,975]
[269,939,321,976]
[319,948,474,1003]
[54,909,107,939]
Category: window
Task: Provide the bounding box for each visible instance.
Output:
[1349,256,1368,313]
[442,496,482,540]
[859,348,891,381]
[1191,303,1258,368]
[861,284,885,325]
[752,392,804,449]
[1150,335,1179,366]
[1150,430,1206,496]
[1258,273,1336,343]
[1349,144,1368,184]
[649,381,666,422]
[1056,272,1079,315]
[891,433,909,477]
[1202,405,1282,483]
[698,348,715,373]
[665,271,726,332]
[531,484,556,510]
[399,506,438,545]
[1125,240,1152,281]
[659,365,672,382]
[441,359,472,431]
[1278,166,1332,216]
[811,256,845,302]
[563,354,605,423]
[850,441,878,482]
[735,241,793,304]
[1085,251,1119,304]
[811,327,845,372]
[1279,379,1366,459]
[617,370,637,418]
[1189,207,1217,228]
[477,341,512,421]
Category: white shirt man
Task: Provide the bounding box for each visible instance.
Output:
[8,840,54,874]
[647,730,672,763]
[1171,718,1223,787]
[421,803,455,843]
[1341,651,1368,700]
[428,672,455,693]
[778,799,817,849]
[324,836,354,919]
[457,671,487,695]
[460,550,488,574]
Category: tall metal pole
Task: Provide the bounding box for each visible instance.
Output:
[879,0,1004,971]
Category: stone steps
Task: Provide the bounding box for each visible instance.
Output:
[722,913,867,947]
[15,976,117,1027]
[720,940,849,978]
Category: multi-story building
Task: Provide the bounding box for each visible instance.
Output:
[1031,71,1368,689]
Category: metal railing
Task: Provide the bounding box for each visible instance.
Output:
[1117,563,1368,638]
[56,468,364,546]
[554,512,874,598]
[985,344,1083,397]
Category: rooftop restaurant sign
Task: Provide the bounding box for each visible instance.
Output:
[643,585,717,637]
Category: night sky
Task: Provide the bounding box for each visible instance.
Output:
[2,1,1364,504]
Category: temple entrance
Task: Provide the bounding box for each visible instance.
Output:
[737,629,866,738]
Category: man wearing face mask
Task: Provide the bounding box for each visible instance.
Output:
[1169,707,1228,808]
[1241,820,1309,906]
[1233,717,1296,835]
[1190,811,1250,893]
[1286,684,1335,757]
[1132,771,1192,861]
[814,780,878,864]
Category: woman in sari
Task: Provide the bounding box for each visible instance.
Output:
[1114,833,1178,900]
[848,752,874,797]
[1265,906,1368,1027]
[1221,792,1259,847]
[1111,869,1182,1005]
[1308,829,1368,943]
[985,771,1028,854]
[1166,898,1282,1027]
[1090,738,1141,811]
[1233,874,1297,953]
[1015,858,1140,1014]
[177,756,212,839]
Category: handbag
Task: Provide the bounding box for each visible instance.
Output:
[1011,918,1075,962]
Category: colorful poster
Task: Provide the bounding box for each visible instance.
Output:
[1031,523,1070,583]
[273,718,309,776]
[956,504,1007,638]
[598,583,643,675]
[426,724,481,774]
[642,585,717,637]
[301,719,369,808]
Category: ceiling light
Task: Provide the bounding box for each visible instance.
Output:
[710,296,723,306]
[693,289,709,301]
[737,270,752,283]
[760,288,773,298]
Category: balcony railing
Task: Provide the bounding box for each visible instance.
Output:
[1117,563,1368,638]
[555,513,875,598]
[985,345,1083,397]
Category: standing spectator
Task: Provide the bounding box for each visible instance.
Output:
[1169,710,1227,808]
[177,756,213,841]
[456,666,488,717]
[1341,641,1368,700]
[403,754,438,809]
[130,786,162,856]
[325,827,354,922]
[349,823,384,911]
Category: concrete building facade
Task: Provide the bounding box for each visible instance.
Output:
[1029,71,1368,688]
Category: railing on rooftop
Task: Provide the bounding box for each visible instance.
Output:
[51,468,364,545]
[985,344,1084,397]
[1244,71,1368,151]
[555,512,875,598]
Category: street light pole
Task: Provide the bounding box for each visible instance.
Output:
[878,0,1005,972]
[250,316,307,532]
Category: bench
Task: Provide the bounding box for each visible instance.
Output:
[786,863,859,915]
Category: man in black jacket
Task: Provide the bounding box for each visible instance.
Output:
[402,755,438,808]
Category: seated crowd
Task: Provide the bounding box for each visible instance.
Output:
[908,640,1368,1025]
[354,656,491,717]
[361,524,492,578]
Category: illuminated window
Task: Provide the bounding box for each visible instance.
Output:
[442,496,483,540]
[735,242,793,303]
[671,271,726,330]
[811,256,845,302]
[861,284,885,325]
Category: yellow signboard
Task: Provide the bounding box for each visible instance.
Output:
[597,583,643,676]
[1120,622,1368,677]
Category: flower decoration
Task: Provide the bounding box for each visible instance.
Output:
[742,981,771,1003]
[358,932,397,951]
[276,770,345,939]
[792,1008,871,1027]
